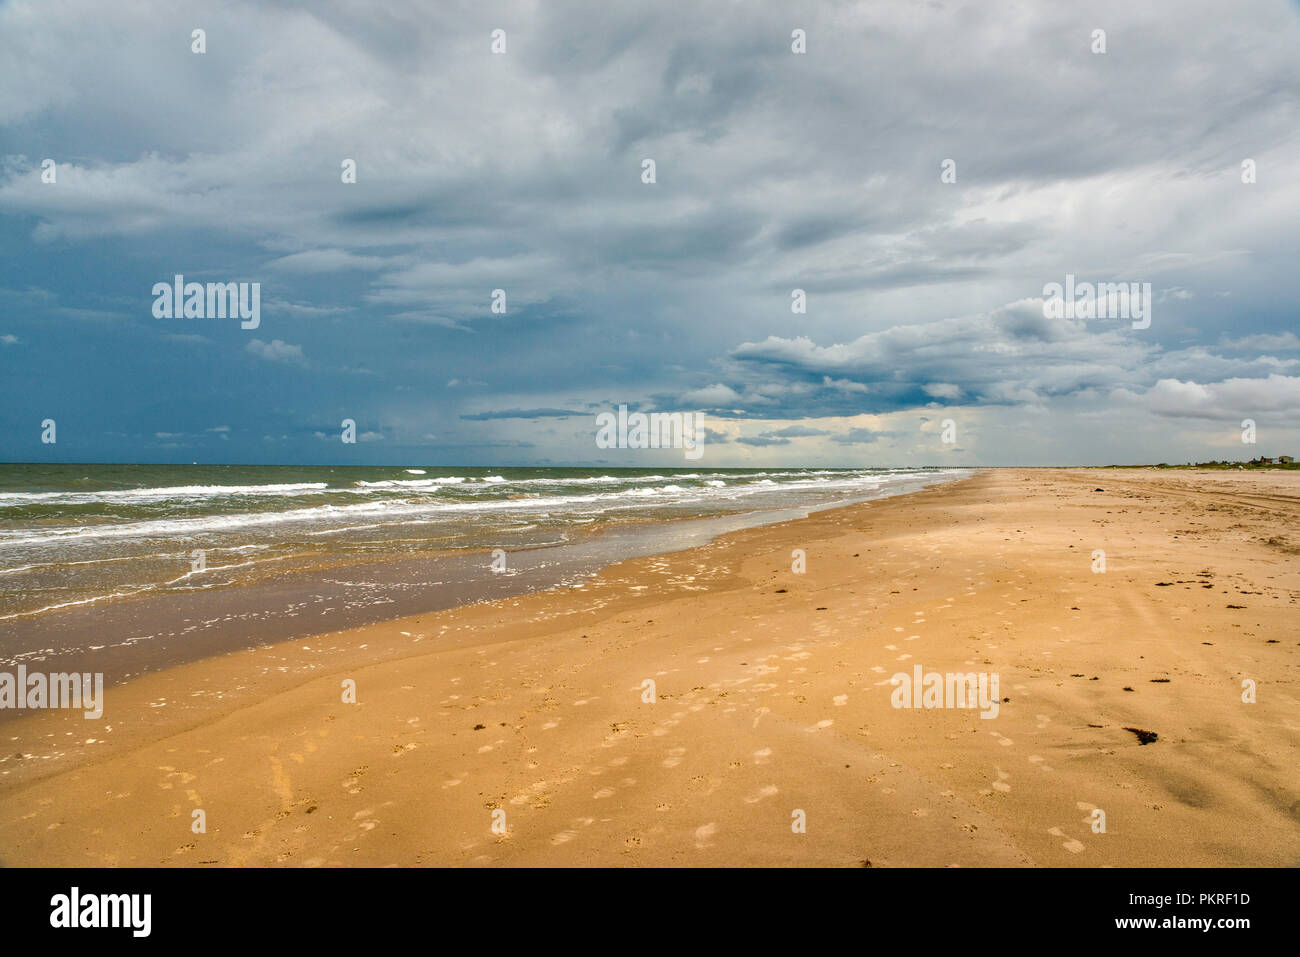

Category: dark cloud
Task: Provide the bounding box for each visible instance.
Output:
[459,408,585,421]
[766,425,829,437]
[0,0,1296,464]
[736,436,791,447]
[833,428,893,445]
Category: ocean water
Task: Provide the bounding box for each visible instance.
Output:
[0,463,966,620]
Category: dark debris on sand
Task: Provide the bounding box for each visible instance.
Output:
[1123,727,1159,745]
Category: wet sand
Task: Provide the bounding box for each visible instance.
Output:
[0,472,953,693]
[1,468,1297,866]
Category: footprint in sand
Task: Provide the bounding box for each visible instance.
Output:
[663,747,687,768]
[753,748,772,765]
[989,731,1014,747]
[694,823,717,848]
[744,785,779,804]
[593,787,616,799]
[1048,826,1085,854]
[833,695,848,706]
[1076,801,1101,828]
[992,767,1011,792]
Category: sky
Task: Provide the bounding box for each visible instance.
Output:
[1,0,1298,468]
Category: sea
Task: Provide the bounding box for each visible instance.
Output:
[0,463,966,621]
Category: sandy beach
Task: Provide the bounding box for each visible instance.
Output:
[1,467,1296,867]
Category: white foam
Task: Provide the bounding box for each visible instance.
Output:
[0,482,329,506]
[0,470,961,554]
[354,479,440,488]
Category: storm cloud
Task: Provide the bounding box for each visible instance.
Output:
[1,0,1297,465]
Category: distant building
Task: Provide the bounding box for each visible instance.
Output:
[1281,455,1295,464]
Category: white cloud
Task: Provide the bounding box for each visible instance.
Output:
[1218,332,1300,352]
[680,383,742,407]
[246,338,304,363]
[267,250,392,273]
[1128,374,1300,419]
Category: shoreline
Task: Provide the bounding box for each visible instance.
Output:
[1,467,1296,867]
[0,464,962,625]
[0,470,966,692]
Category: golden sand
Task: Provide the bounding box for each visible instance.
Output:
[1,468,1296,866]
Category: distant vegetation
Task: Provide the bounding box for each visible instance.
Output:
[1103,457,1297,470]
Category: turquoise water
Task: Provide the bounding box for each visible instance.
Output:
[0,463,966,619]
